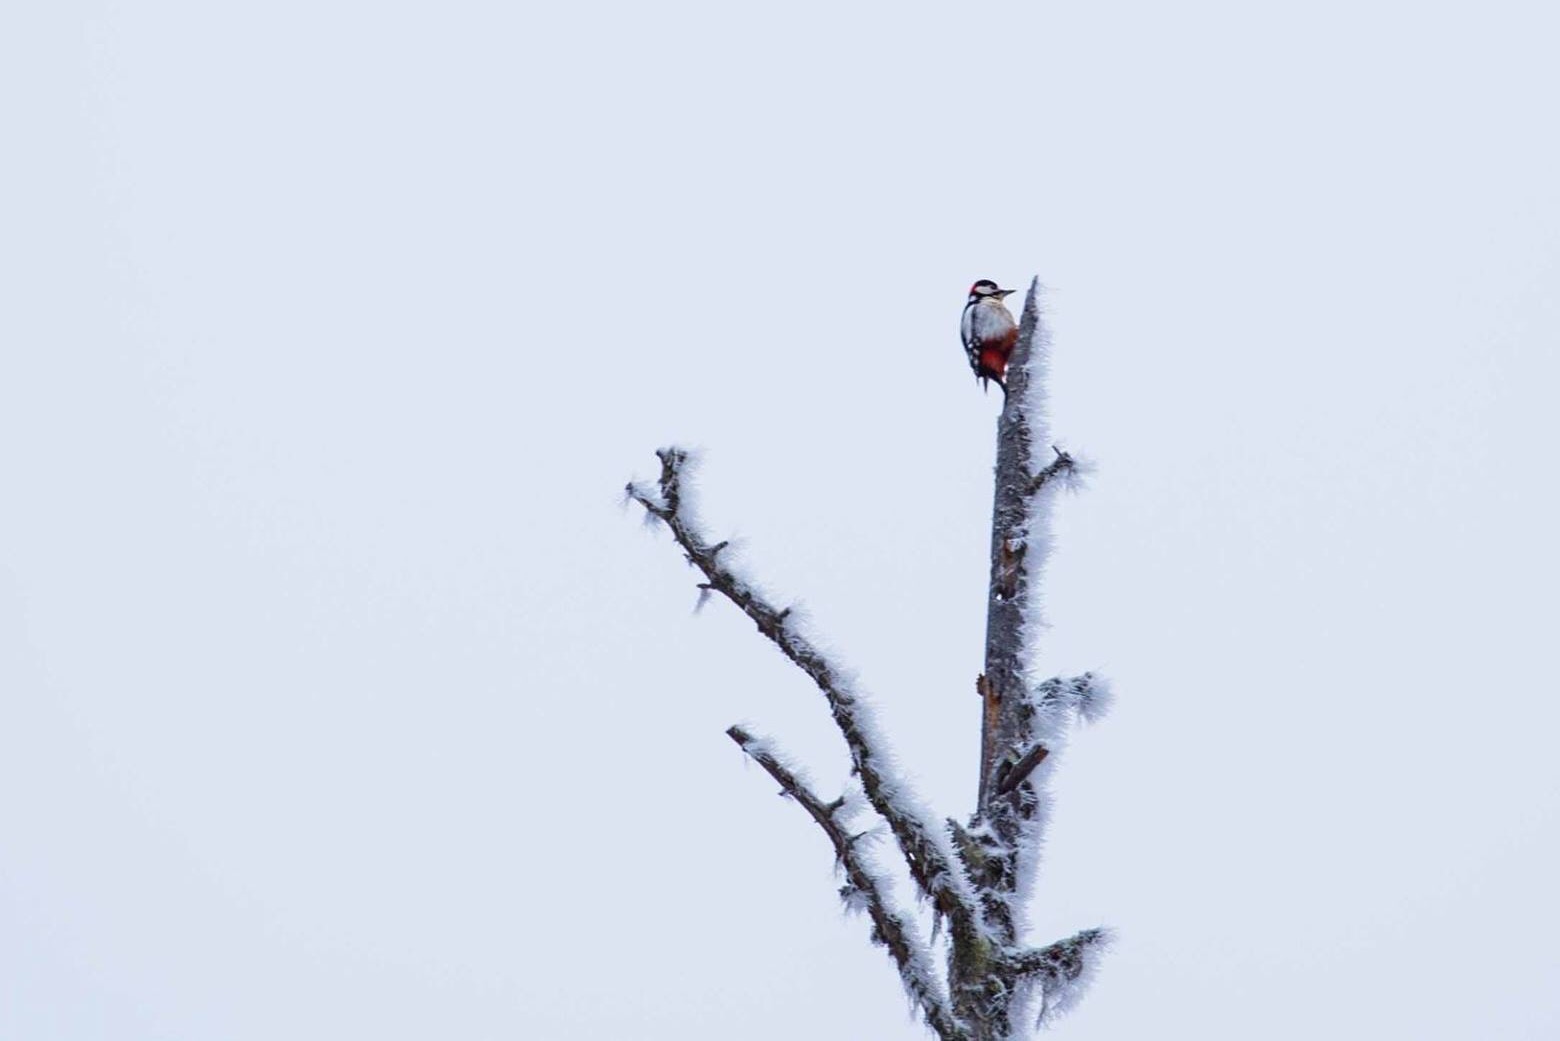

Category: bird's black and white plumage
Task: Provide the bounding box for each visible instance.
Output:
[960,279,1019,392]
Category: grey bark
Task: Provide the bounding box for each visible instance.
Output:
[951,281,1085,1037]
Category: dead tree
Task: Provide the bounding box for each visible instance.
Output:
[626,279,1110,1039]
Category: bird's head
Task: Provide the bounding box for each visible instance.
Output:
[969,279,1015,302]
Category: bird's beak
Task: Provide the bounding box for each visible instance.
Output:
[997,289,1016,298]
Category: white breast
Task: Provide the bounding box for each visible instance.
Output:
[965,298,1016,345]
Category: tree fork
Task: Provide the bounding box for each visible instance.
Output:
[627,276,1109,1039]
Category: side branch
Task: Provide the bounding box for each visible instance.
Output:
[994,743,1050,797]
[727,727,965,1041]
[1026,446,1077,496]
[1010,927,1108,982]
[628,448,982,948]
[992,673,1111,798]
[1010,927,1111,1025]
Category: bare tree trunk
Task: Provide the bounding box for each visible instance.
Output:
[980,279,1049,806]
[627,277,1109,1039]
[952,280,1093,1037]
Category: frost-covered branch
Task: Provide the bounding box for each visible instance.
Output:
[727,726,965,1041]
[1026,447,1077,496]
[1011,927,1108,982]
[965,280,1068,955]
[961,284,1113,1002]
[626,450,983,951]
[1011,928,1111,1027]
[1034,672,1113,730]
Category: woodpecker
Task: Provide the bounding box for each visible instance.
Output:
[960,279,1019,392]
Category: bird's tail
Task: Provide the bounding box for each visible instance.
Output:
[978,373,1009,400]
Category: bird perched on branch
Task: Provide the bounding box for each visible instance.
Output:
[961,279,1018,393]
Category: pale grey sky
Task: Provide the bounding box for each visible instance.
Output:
[3,2,1558,1038]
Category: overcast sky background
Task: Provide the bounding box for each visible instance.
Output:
[4,2,1559,1038]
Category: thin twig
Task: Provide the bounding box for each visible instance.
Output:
[728,726,966,1041]
[1025,446,1077,496]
